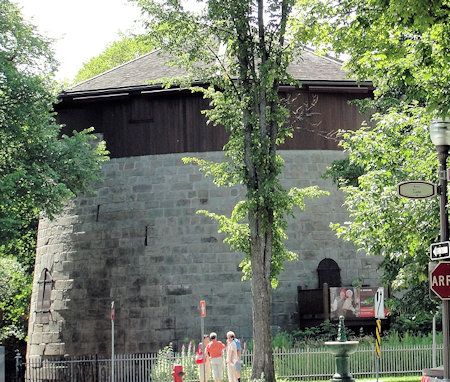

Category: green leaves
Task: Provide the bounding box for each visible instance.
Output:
[0,257,32,341]
[328,105,438,314]
[292,0,450,115]
[0,0,109,343]
[136,0,328,292]
[73,34,154,84]
[195,184,326,288]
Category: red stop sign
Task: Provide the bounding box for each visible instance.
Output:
[430,262,450,299]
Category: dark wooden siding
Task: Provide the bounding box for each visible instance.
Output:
[279,89,369,150]
[56,87,370,158]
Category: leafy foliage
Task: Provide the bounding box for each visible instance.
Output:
[329,105,438,315]
[194,185,327,288]
[73,34,154,84]
[322,157,364,188]
[133,0,327,380]
[292,0,450,116]
[292,0,449,318]
[0,0,109,343]
[389,314,440,338]
[0,257,31,341]
[150,343,200,382]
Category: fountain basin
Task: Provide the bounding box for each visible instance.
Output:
[324,341,359,356]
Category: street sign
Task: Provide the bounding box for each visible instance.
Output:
[200,300,206,317]
[374,287,385,319]
[430,262,450,300]
[430,241,450,260]
[397,181,436,199]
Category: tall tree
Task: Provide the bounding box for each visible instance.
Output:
[293,0,450,318]
[325,105,438,317]
[293,0,450,114]
[73,34,153,84]
[0,0,109,342]
[133,0,326,380]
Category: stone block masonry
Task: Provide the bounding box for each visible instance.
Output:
[27,150,382,358]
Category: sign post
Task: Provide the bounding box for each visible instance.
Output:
[111,301,115,382]
[200,301,206,382]
[375,319,381,382]
[200,300,206,342]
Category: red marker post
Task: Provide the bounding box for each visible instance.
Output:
[200,301,206,382]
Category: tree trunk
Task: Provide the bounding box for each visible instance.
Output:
[250,210,275,382]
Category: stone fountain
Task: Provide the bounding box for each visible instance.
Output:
[325,316,359,382]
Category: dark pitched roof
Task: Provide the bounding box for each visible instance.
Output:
[65,48,365,95]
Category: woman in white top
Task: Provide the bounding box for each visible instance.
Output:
[226,331,238,382]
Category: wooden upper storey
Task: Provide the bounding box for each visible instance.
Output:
[56,49,372,158]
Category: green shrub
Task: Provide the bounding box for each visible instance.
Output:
[150,342,198,382]
[383,329,442,346]
[271,332,294,349]
[150,345,176,382]
[291,320,343,346]
[389,313,439,336]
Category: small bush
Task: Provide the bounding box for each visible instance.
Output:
[291,320,342,346]
[150,342,198,382]
[271,332,294,349]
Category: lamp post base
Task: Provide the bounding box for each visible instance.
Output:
[330,374,355,382]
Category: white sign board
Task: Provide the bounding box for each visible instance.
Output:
[397,181,436,199]
[374,287,385,319]
[430,241,450,261]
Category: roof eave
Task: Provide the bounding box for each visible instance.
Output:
[58,79,373,103]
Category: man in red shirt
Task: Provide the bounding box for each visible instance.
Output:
[206,332,226,382]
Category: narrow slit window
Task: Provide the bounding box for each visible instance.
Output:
[36,268,53,324]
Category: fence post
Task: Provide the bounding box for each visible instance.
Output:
[14,351,22,382]
[95,354,99,382]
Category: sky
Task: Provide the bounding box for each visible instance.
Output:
[14,0,143,82]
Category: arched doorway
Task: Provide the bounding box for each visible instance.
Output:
[317,258,341,288]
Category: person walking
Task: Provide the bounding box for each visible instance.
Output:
[233,335,242,382]
[206,332,226,382]
[198,334,211,382]
[226,331,238,382]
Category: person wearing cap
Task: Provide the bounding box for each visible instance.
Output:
[226,331,238,382]
[206,332,226,382]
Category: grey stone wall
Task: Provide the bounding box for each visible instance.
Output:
[27,150,382,358]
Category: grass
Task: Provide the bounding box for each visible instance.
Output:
[307,377,422,382]
[359,377,421,382]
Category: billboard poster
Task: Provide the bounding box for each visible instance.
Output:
[330,287,385,319]
[330,287,360,319]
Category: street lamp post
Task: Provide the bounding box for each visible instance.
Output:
[430,117,450,382]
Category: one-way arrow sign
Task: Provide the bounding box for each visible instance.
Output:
[431,241,450,261]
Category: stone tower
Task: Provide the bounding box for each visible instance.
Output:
[27,49,381,358]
